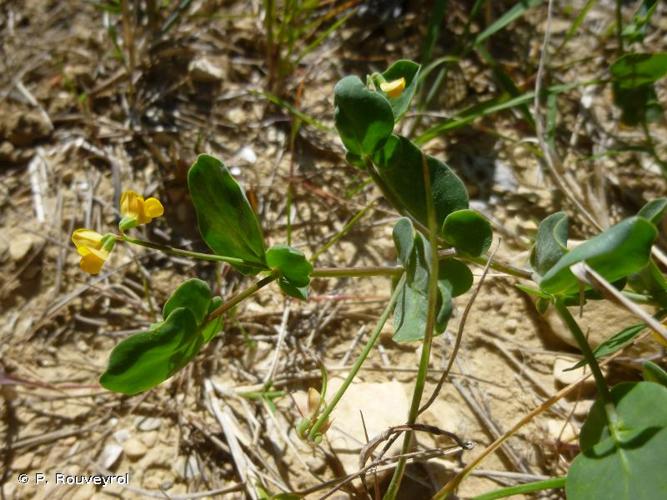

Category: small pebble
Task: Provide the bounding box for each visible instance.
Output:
[136,416,162,432]
[99,443,123,469]
[124,438,147,460]
[9,234,34,261]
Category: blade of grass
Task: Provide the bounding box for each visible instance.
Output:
[414,79,598,145]
[472,477,566,500]
[476,45,534,126]
[296,10,352,64]
[257,90,333,132]
[554,0,599,55]
[474,0,542,46]
[420,0,448,64]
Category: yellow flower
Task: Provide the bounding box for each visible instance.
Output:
[119,190,164,230]
[380,77,406,98]
[72,229,113,275]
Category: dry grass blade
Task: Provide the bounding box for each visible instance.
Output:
[570,262,667,341]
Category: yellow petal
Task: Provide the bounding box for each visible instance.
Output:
[72,228,104,250]
[78,246,109,275]
[143,197,164,219]
[380,77,406,98]
[120,190,144,219]
[653,332,667,348]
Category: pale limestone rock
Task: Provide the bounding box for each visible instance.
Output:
[545,418,579,444]
[545,300,652,349]
[99,442,123,469]
[9,234,34,261]
[553,356,597,396]
[124,438,147,460]
[321,377,410,474]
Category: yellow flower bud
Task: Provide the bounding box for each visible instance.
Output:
[380,77,406,98]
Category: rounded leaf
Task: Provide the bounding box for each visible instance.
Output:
[530,211,569,276]
[163,278,212,325]
[100,308,201,395]
[567,382,667,500]
[442,209,493,257]
[266,244,313,287]
[439,258,474,297]
[334,76,394,157]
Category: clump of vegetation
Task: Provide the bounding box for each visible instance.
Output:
[71,54,667,498]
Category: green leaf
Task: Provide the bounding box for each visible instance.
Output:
[373,135,468,230]
[393,282,430,342]
[539,217,657,295]
[611,52,667,89]
[163,278,212,325]
[610,53,667,126]
[638,197,667,225]
[201,296,223,342]
[391,219,469,341]
[188,154,267,275]
[613,82,663,126]
[334,76,394,157]
[629,260,667,309]
[566,382,667,500]
[439,258,474,297]
[392,218,431,342]
[569,323,646,370]
[266,244,312,287]
[530,212,569,277]
[516,283,552,299]
[622,0,658,44]
[392,217,415,266]
[277,277,309,300]
[567,427,667,500]
[442,209,493,257]
[643,361,667,388]
[579,382,667,451]
[100,308,201,395]
[435,282,453,333]
[380,60,421,121]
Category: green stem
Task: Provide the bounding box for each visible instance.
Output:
[473,477,566,500]
[120,234,267,270]
[121,235,529,284]
[311,266,403,278]
[384,153,440,500]
[554,299,618,427]
[207,273,278,322]
[459,254,532,279]
[306,273,406,440]
[121,235,404,279]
